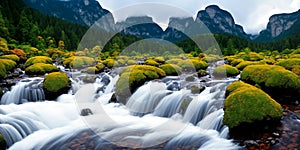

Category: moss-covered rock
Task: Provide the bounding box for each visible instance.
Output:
[0,54,20,62]
[116,65,166,102]
[25,56,52,67]
[159,64,182,76]
[0,63,6,78]
[144,59,159,67]
[86,63,105,74]
[102,58,116,68]
[292,66,300,76]
[154,57,165,64]
[241,65,300,102]
[0,59,17,71]
[276,58,300,71]
[63,56,95,69]
[127,59,137,65]
[43,72,70,100]
[223,81,283,129]
[213,64,239,78]
[230,58,244,66]
[177,59,208,71]
[236,61,265,70]
[25,63,59,75]
[0,134,6,150]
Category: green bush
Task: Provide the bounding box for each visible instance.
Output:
[144,59,159,67]
[116,65,166,102]
[102,58,116,68]
[25,63,59,75]
[276,58,300,70]
[25,56,52,67]
[63,56,95,69]
[0,54,20,62]
[223,81,282,128]
[0,59,17,71]
[241,65,300,100]
[213,64,239,78]
[43,72,70,100]
[159,64,182,76]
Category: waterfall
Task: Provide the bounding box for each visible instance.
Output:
[0,71,241,149]
[1,77,45,105]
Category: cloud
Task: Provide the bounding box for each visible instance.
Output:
[97,0,300,34]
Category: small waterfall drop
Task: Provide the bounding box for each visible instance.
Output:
[1,77,45,105]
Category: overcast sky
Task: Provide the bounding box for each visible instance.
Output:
[97,0,300,35]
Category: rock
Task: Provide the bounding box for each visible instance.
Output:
[190,84,205,94]
[43,72,70,100]
[109,93,118,103]
[185,75,196,82]
[197,69,208,77]
[100,75,110,85]
[167,81,180,91]
[244,140,259,147]
[80,108,93,116]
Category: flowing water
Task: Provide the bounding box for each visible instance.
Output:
[0,69,242,149]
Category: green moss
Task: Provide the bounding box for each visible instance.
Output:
[0,59,17,71]
[223,81,283,128]
[0,134,6,150]
[43,72,70,93]
[230,59,244,66]
[177,59,208,71]
[63,56,95,69]
[102,58,116,68]
[213,64,239,78]
[25,63,59,75]
[154,57,165,63]
[292,66,300,76]
[241,65,300,100]
[0,54,20,62]
[159,64,182,76]
[116,65,166,101]
[236,61,265,70]
[276,58,300,70]
[0,63,5,78]
[144,59,159,67]
[237,52,264,61]
[25,56,52,67]
[127,59,137,65]
[165,58,182,65]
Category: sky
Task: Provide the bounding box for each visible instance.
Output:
[96,0,300,35]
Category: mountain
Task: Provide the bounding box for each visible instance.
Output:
[255,9,300,41]
[196,5,249,39]
[22,0,113,27]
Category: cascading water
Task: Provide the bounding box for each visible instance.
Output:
[0,71,241,149]
[1,77,45,105]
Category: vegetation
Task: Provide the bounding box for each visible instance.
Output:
[144,59,159,67]
[159,64,182,76]
[213,64,239,78]
[276,58,300,71]
[241,65,300,101]
[223,81,283,128]
[63,56,94,69]
[0,54,19,62]
[43,72,70,100]
[0,59,17,71]
[25,63,59,75]
[25,56,52,67]
[116,65,166,102]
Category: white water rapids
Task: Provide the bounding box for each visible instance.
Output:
[0,72,240,149]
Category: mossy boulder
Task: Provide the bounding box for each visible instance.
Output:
[144,59,159,67]
[154,57,165,63]
[178,59,208,71]
[159,64,182,76]
[241,65,300,102]
[43,72,70,100]
[230,58,244,66]
[127,59,137,65]
[0,54,20,62]
[63,56,95,69]
[116,65,166,103]
[223,81,283,129]
[86,63,105,74]
[0,63,6,78]
[0,134,6,150]
[276,58,300,71]
[25,63,59,75]
[102,58,116,68]
[25,56,52,67]
[213,64,239,78]
[236,61,265,70]
[0,59,17,71]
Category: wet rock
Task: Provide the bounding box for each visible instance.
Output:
[190,84,205,94]
[244,140,259,148]
[109,93,118,103]
[167,81,180,91]
[198,70,208,77]
[273,132,280,137]
[100,75,110,85]
[185,75,196,82]
[80,108,93,116]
